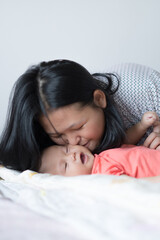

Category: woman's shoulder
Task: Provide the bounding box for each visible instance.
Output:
[105,62,158,79]
[106,63,160,130]
[105,62,160,97]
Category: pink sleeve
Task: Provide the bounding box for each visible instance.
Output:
[92,145,160,178]
[92,154,125,176]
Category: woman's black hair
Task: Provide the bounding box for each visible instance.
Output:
[0,59,125,171]
[0,66,53,171]
[91,73,125,154]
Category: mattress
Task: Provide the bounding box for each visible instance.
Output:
[0,166,160,240]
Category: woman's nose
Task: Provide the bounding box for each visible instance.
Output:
[65,134,81,145]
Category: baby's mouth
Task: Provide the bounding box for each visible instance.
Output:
[80,152,87,164]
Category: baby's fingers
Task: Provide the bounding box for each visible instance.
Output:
[143,132,160,149]
[153,122,160,133]
[156,145,160,150]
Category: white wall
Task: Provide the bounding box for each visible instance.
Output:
[0,0,160,133]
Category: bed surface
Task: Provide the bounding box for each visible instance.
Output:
[0,166,160,240]
[0,196,83,240]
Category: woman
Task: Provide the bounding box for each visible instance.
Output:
[0,60,160,171]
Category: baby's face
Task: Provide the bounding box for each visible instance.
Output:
[39,145,94,176]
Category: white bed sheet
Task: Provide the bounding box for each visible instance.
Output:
[0,166,160,240]
[0,195,83,240]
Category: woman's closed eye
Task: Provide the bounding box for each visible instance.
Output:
[50,134,62,139]
[49,134,68,145]
[75,124,85,130]
[78,125,84,130]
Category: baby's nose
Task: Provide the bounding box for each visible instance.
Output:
[67,152,76,162]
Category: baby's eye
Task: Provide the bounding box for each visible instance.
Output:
[65,162,68,170]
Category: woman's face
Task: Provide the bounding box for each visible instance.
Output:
[40,90,106,152]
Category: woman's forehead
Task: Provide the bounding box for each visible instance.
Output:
[40,103,87,132]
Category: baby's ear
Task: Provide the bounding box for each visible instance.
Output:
[93,90,107,108]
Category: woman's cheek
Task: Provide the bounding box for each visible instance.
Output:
[51,137,64,145]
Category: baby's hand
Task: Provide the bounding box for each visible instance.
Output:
[143,131,160,150]
[143,112,160,150]
[141,111,159,129]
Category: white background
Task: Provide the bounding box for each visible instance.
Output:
[0,0,160,133]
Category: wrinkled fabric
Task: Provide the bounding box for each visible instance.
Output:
[1,166,160,240]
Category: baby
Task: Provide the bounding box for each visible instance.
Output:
[39,112,160,178]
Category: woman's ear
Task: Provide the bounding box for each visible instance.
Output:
[93,90,107,108]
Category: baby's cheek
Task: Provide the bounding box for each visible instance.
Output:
[69,165,89,176]
[79,165,92,175]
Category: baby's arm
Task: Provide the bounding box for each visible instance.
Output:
[125,111,159,145]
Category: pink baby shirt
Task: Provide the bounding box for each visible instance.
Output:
[92,145,160,178]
